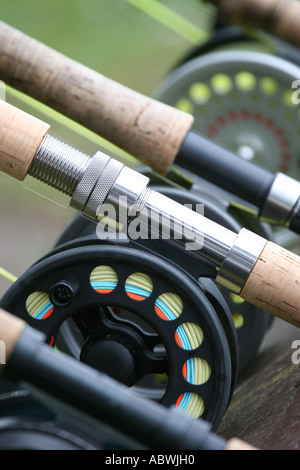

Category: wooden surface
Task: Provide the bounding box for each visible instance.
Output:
[219,317,300,450]
[0,20,194,175]
[0,100,50,180]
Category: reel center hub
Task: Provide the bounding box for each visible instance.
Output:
[80,334,138,386]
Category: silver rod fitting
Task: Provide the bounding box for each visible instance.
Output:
[215,228,267,294]
[29,134,91,196]
[28,134,267,293]
[136,189,238,267]
[29,134,150,220]
[131,189,267,291]
[259,172,300,226]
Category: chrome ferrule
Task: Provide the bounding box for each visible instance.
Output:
[259,172,300,226]
[132,190,267,292]
[137,189,237,266]
[30,136,267,293]
[105,166,150,217]
[215,228,267,294]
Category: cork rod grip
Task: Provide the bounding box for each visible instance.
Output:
[0,309,26,369]
[0,100,50,180]
[0,21,194,175]
[240,241,300,327]
[209,0,300,49]
[225,438,257,450]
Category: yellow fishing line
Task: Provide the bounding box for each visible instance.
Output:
[26,291,51,318]
[185,393,205,418]
[125,273,153,293]
[90,266,118,283]
[0,267,17,284]
[158,292,183,318]
[126,0,209,45]
[181,322,203,349]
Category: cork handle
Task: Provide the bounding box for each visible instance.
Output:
[0,21,194,175]
[240,241,300,327]
[225,438,257,450]
[0,100,50,180]
[0,309,26,372]
[210,0,300,49]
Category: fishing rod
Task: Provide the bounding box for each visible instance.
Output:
[0,308,254,450]
[1,99,300,329]
[1,22,300,234]
[206,0,300,50]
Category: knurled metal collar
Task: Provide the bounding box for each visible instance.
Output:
[83,157,124,219]
[70,151,111,212]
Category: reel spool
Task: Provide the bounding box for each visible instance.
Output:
[156,49,300,178]
[0,243,238,431]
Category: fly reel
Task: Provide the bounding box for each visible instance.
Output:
[156,30,300,180]
[0,390,97,450]
[155,43,300,249]
[0,242,238,431]
[0,388,136,450]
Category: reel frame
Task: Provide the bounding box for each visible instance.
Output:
[0,242,237,431]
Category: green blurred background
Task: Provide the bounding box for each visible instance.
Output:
[0,0,214,297]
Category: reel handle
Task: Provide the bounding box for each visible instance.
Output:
[0,100,50,180]
[208,0,300,49]
[0,20,193,175]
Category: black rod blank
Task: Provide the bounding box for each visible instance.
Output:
[175,131,275,210]
[4,326,226,450]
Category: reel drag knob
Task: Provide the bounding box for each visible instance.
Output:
[80,334,139,386]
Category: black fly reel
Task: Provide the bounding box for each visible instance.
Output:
[68,171,272,375]
[0,390,97,450]
[0,240,237,431]
[0,388,135,450]
[0,392,96,450]
[0,178,273,433]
